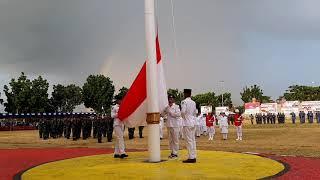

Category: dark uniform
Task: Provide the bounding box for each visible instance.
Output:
[291,112,296,124]
[38,118,44,138]
[307,111,314,123]
[266,113,271,124]
[96,117,103,143]
[249,114,254,125]
[139,126,144,138]
[262,114,267,124]
[106,115,114,142]
[272,114,276,124]
[299,111,306,124]
[128,127,135,139]
[317,112,320,124]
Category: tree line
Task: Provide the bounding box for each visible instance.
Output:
[1,72,319,114]
[2,72,118,114]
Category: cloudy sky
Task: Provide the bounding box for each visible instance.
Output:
[1,0,320,110]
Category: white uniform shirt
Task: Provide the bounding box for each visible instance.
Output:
[181,97,197,127]
[218,115,228,127]
[164,103,181,128]
[195,115,202,126]
[111,104,123,127]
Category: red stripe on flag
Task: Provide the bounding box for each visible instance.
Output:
[156,35,161,64]
[118,62,147,120]
[118,36,162,121]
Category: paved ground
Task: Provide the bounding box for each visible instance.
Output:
[1,148,320,180]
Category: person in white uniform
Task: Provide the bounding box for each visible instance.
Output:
[181,89,197,163]
[111,96,128,159]
[201,114,207,136]
[218,112,229,140]
[195,113,202,137]
[163,95,181,159]
[178,117,184,139]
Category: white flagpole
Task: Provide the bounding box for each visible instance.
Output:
[145,0,161,162]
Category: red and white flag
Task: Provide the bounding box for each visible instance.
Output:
[118,35,168,127]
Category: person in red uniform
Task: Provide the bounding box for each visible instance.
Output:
[234,109,243,141]
[206,112,216,140]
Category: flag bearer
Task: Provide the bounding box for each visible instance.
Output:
[181,89,197,163]
[163,95,181,159]
[111,95,128,159]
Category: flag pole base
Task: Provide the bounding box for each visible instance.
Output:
[146,112,160,124]
[146,112,161,162]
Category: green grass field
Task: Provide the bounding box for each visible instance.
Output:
[1,123,319,157]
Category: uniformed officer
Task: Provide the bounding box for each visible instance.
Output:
[111,95,128,159]
[181,89,197,163]
[249,114,254,125]
[38,117,44,138]
[272,113,276,124]
[138,126,144,138]
[307,111,314,123]
[316,112,320,124]
[128,127,135,139]
[255,113,259,124]
[266,113,271,124]
[291,112,296,124]
[106,114,114,142]
[163,94,181,158]
[299,111,306,124]
[96,116,103,143]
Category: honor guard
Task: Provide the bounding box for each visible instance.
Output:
[307,111,314,123]
[299,111,306,124]
[291,112,296,124]
[111,95,128,159]
[317,112,320,124]
[181,89,197,163]
[163,94,181,159]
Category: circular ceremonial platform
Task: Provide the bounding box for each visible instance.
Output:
[21,150,284,180]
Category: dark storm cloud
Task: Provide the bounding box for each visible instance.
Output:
[1,0,320,111]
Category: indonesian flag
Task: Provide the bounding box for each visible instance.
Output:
[118,35,168,127]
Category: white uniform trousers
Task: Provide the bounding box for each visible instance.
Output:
[236,126,242,138]
[168,127,180,155]
[195,125,201,137]
[179,126,185,139]
[183,126,197,159]
[207,126,215,138]
[114,125,125,155]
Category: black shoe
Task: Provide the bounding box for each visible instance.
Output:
[114,154,120,158]
[183,159,196,163]
[168,154,178,159]
[120,154,129,159]
[140,136,144,138]
[108,140,112,142]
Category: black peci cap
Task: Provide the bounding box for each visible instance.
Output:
[184,89,192,94]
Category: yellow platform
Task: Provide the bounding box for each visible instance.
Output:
[22,150,284,180]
